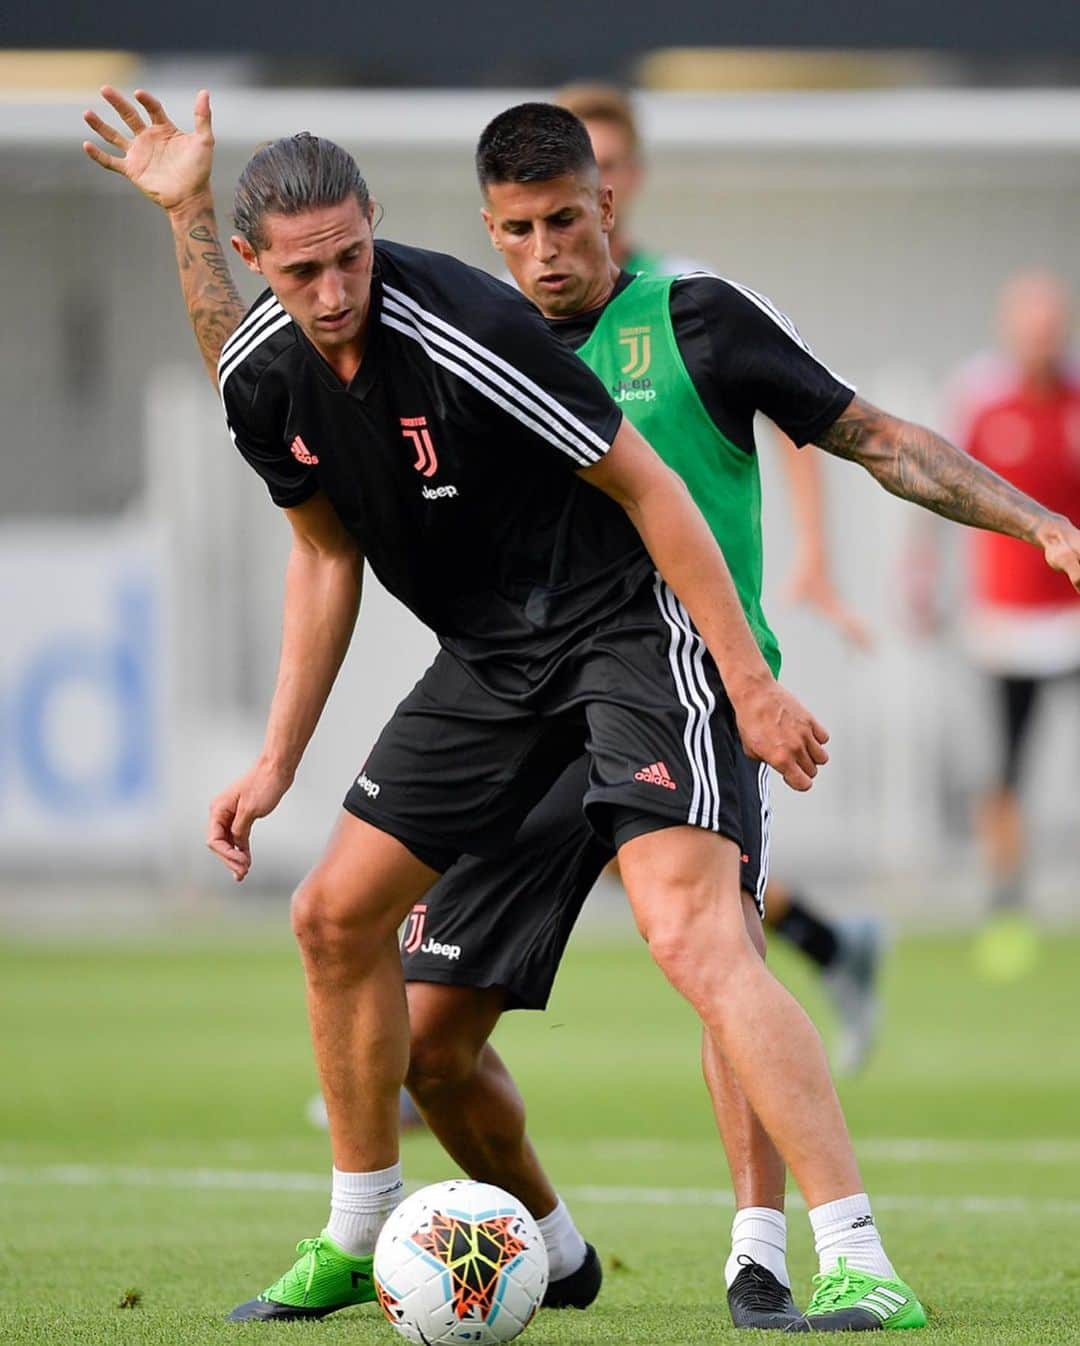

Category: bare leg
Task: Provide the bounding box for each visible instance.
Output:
[702,891,787,1212]
[618,825,862,1208]
[405,982,558,1217]
[978,786,1025,907]
[291,813,439,1171]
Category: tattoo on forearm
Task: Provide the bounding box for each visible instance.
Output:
[174,207,246,386]
[818,397,1049,542]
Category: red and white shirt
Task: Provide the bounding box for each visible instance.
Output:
[951,354,1080,674]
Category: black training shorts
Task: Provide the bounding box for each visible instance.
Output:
[344,575,744,873]
[398,749,772,1010]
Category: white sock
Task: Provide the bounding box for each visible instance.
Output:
[809,1193,895,1280]
[535,1196,588,1281]
[724,1206,790,1289]
[326,1163,404,1257]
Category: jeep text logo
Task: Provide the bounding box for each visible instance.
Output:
[354,771,380,798]
[421,938,462,960]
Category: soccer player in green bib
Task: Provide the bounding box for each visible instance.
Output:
[84,89,1080,1333]
[557,80,885,1078]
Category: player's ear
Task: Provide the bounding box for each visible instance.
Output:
[480,207,501,253]
[231,234,262,274]
[598,184,615,234]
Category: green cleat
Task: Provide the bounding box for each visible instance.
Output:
[790,1258,927,1332]
[228,1231,375,1321]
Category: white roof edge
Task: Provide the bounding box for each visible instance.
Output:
[11,86,1080,151]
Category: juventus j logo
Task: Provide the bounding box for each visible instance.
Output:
[400,416,438,477]
[402,903,428,954]
[618,325,652,378]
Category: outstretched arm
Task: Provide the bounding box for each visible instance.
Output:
[83,86,245,386]
[582,419,829,792]
[207,492,364,880]
[817,395,1080,589]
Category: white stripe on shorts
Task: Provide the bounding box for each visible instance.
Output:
[652,576,720,830]
[755,760,773,916]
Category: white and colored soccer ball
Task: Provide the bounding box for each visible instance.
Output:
[374,1180,549,1344]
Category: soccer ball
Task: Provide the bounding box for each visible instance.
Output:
[374,1180,549,1344]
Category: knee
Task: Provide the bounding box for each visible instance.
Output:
[406,1026,480,1101]
[290,869,379,967]
[641,880,756,1000]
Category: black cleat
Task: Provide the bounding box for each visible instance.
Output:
[787,1306,884,1332]
[228,1297,341,1322]
[727,1257,805,1330]
[542,1242,602,1309]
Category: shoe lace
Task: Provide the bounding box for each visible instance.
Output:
[268,1236,332,1303]
[805,1257,862,1314]
[731,1256,786,1312]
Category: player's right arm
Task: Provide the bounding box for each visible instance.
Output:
[207,491,364,881]
[816,396,1080,590]
[82,86,245,386]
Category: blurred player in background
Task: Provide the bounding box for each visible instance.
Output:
[558,81,882,1072]
[942,271,1080,977]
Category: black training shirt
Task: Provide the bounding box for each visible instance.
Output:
[220,241,652,694]
[549,270,854,451]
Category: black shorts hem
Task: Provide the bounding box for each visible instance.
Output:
[403,965,551,1013]
[341,797,457,874]
[584,791,743,853]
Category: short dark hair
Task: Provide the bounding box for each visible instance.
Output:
[233,132,371,250]
[475,103,597,191]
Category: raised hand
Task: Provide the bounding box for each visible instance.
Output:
[82,86,214,212]
[733,681,830,792]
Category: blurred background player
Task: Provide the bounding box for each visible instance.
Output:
[557,80,883,1071]
[940,271,1080,977]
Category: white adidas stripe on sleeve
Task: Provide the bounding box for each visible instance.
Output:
[218,310,292,399]
[219,294,281,364]
[383,284,611,465]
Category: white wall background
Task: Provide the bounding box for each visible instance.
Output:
[2,89,1078,915]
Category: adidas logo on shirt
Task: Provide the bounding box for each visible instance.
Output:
[634,760,677,790]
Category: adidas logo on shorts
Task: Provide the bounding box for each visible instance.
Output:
[634,760,677,790]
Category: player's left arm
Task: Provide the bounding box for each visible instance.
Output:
[816,396,1080,591]
[581,419,830,792]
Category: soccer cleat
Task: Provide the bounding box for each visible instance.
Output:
[727,1257,804,1330]
[823,917,884,1075]
[787,1257,927,1332]
[227,1231,375,1321]
[972,911,1039,982]
[541,1242,602,1309]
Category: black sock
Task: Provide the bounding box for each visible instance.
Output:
[775,897,840,969]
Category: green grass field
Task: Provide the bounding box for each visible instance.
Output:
[2,923,1079,1345]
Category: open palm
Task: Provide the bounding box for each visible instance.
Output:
[83,86,214,211]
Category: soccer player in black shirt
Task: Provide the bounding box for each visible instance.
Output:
[84,90,1080,1332]
[82,87,848,1320]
